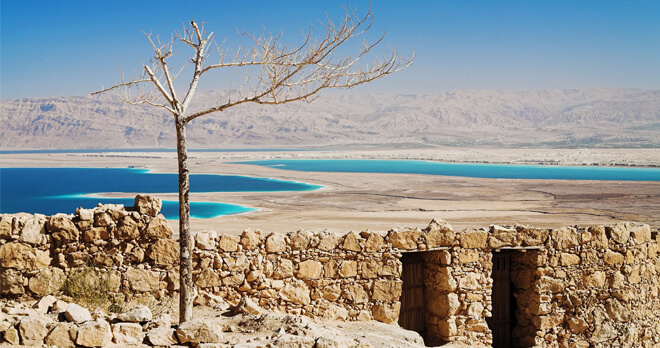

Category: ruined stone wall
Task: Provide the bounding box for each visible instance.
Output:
[1,195,659,348]
[0,196,404,324]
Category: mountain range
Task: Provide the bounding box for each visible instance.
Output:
[2,89,659,149]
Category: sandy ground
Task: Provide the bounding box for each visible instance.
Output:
[1,148,659,235]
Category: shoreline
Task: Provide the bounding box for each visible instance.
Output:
[1,148,659,234]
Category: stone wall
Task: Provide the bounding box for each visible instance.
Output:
[1,195,659,348]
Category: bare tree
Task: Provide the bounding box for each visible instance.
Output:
[93,5,413,323]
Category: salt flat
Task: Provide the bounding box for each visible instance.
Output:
[1,147,658,234]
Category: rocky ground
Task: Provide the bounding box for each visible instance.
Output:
[0,295,480,347]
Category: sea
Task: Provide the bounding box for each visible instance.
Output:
[1,160,658,219]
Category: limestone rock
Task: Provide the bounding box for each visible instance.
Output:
[459,229,488,249]
[118,305,152,322]
[0,242,51,270]
[560,252,580,266]
[605,298,628,322]
[387,229,420,250]
[45,322,76,347]
[147,238,179,266]
[551,226,580,249]
[273,259,294,279]
[606,222,631,245]
[342,231,362,252]
[360,259,380,278]
[230,297,263,315]
[33,295,58,314]
[288,230,312,250]
[372,280,402,301]
[219,234,240,252]
[317,233,340,251]
[0,268,25,295]
[518,226,550,246]
[240,228,263,250]
[344,284,368,304]
[82,227,110,242]
[567,317,589,334]
[76,319,113,347]
[19,316,49,346]
[134,195,162,217]
[280,279,311,305]
[47,216,78,246]
[630,223,651,244]
[116,216,140,239]
[125,268,160,292]
[176,319,223,344]
[424,219,456,248]
[583,271,606,288]
[28,267,66,296]
[196,269,222,288]
[266,233,287,253]
[0,216,13,238]
[65,303,92,323]
[4,326,20,345]
[428,292,460,317]
[372,302,401,324]
[362,232,385,252]
[297,260,323,279]
[94,212,113,227]
[112,322,144,344]
[458,272,481,290]
[144,214,173,239]
[147,327,178,346]
[76,207,94,221]
[603,250,624,265]
[195,230,217,250]
[338,260,358,278]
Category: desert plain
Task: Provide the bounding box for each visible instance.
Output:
[2,147,659,235]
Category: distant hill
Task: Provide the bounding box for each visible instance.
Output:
[2,89,659,149]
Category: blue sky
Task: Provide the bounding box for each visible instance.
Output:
[1,0,659,98]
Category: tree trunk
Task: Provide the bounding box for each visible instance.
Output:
[175,121,193,323]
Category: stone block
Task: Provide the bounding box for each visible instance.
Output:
[47,216,78,246]
[125,268,160,292]
[317,233,340,251]
[606,222,631,245]
[65,303,92,323]
[0,268,25,295]
[363,232,385,252]
[83,227,110,242]
[459,249,480,263]
[144,214,173,239]
[240,228,263,250]
[344,283,368,304]
[134,195,162,217]
[19,316,49,346]
[342,231,362,251]
[428,292,460,317]
[388,229,421,250]
[147,327,178,346]
[176,319,223,344]
[265,233,286,253]
[274,258,294,279]
[116,216,140,239]
[551,226,579,249]
[360,259,380,278]
[288,230,312,250]
[423,219,455,248]
[0,242,51,270]
[118,305,152,322]
[567,317,589,334]
[630,224,652,244]
[147,238,179,266]
[372,302,401,324]
[195,230,217,250]
[560,252,580,266]
[45,322,76,347]
[297,260,323,279]
[280,279,311,305]
[459,229,488,249]
[372,280,402,301]
[604,250,624,265]
[583,271,606,288]
[0,216,13,238]
[112,322,144,344]
[76,319,113,347]
[339,260,358,278]
[218,234,239,252]
[196,269,222,288]
[21,217,47,245]
[28,267,66,296]
[458,272,481,290]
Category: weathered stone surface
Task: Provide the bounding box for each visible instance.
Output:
[20,217,47,245]
[147,238,179,266]
[125,268,160,292]
[604,250,624,265]
[116,216,140,239]
[362,232,385,252]
[424,219,455,248]
[218,234,239,252]
[605,298,628,322]
[467,302,484,318]
[459,249,480,263]
[372,280,402,301]
[317,233,340,251]
[288,230,312,250]
[147,327,177,346]
[280,280,311,305]
[339,260,358,278]
[606,222,631,245]
[19,316,49,346]
[429,292,460,317]
[342,231,362,252]
[0,216,13,238]
[297,260,323,279]
[344,284,369,304]
[28,267,66,296]
[230,297,263,315]
[560,252,580,266]
[45,322,76,347]
[372,302,401,324]
[630,223,651,244]
[458,272,481,290]
[77,207,94,220]
[196,268,222,288]
[112,322,144,344]
[76,319,113,347]
[4,326,20,345]
[134,195,162,217]
[459,230,488,249]
[274,259,294,279]
[567,317,589,334]
[551,226,579,249]
[0,268,25,295]
[536,276,564,293]
[591,321,617,343]
[144,214,173,239]
[83,227,110,242]
[240,228,263,250]
[266,233,287,253]
[176,319,223,344]
[360,259,380,278]
[320,283,342,301]
[583,271,606,288]
[0,242,51,270]
[65,303,92,323]
[118,305,152,322]
[388,229,421,250]
[48,216,78,246]
[33,294,58,313]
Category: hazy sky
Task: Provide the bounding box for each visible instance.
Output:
[2,0,659,99]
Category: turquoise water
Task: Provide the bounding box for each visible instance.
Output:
[238,159,660,181]
[0,168,322,219]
